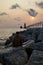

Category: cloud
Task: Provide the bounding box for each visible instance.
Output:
[14,17,22,21]
[10,3,20,9]
[36,2,43,9]
[0,12,8,16]
[26,8,38,17]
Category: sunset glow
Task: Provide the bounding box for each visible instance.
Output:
[0,0,43,28]
[32,17,35,20]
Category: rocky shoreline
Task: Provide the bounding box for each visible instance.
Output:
[0,28,43,65]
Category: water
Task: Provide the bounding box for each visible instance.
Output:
[0,28,25,40]
[0,28,26,49]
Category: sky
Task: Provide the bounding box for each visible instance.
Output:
[0,0,43,28]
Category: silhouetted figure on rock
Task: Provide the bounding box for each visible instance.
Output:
[12,32,24,47]
[5,32,24,47]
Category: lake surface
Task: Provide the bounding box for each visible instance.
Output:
[0,28,26,48]
[0,28,25,40]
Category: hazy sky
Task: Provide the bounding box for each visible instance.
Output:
[0,0,43,28]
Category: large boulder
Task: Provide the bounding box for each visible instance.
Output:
[0,47,28,65]
[26,50,43,65]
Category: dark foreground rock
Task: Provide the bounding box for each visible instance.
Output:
[0,47,28,65]
[26,50,43,65]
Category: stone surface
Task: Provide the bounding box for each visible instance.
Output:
[0,47,28,65]
[38,34,43,41]
[0,63,2,65]
[27,42,43,51]
[26,50,43,65]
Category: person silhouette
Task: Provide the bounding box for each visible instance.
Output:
[12,32,24,47]
[5,32,24,47]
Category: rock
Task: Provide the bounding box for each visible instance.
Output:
[0,63,2,65]
[0,47,28,65]
[38,34,43,41]
[28,42,43,51]
[26,50,43,65]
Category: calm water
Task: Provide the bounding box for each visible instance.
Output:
[0,28,26,49]
[0,28,25,40]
